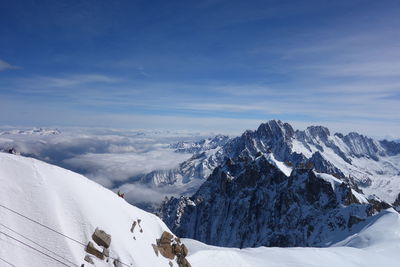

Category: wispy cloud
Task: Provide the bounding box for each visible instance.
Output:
[0,72,399,138]
[15,74,121,91]
[297,61,400,78]
[0,59,20,71]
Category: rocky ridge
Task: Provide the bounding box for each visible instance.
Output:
[160,154,392,248]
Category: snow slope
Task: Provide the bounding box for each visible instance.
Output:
[185,210,400,267]
[0,152,179,267]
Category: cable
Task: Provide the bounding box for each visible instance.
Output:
[0,231,74,267]
[0,204,85,246]
[0,223,80,267]
[0,256,16,267]
[0,203,133,266]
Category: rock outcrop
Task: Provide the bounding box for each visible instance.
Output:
[92,227,111,248]
[86,241,104,260]
[84,228,112,264]
[152,231,191,267]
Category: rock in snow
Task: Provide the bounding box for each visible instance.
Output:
[92,228,112,248]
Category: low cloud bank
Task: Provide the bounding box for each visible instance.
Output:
[0,127,205,189]
[63,149,190,187]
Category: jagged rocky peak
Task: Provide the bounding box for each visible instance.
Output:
[340,132,380,160]
[226,120,295,161]
[305,125,330,140]
[295,125,331,147]
[256,120,295,141]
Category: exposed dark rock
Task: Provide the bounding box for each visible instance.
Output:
[85,241,104,260]
[181,244,188,257]
[160,231,174,244]
[8,148,18,155]
[152,231,191,266]
[102,247,109,258]
[158,243,175,259]
[393,193,400,208]
[367,199,392,216]
[151,244,159,256]
[307,151,345,178]
[347,216,365,228]
[173,243,182,255]
[339,183,361,205]
[84,255,94,264]
[92,228,111,248]
[130,221,136,232]
[113,259,123,267]
[177,256,191,267]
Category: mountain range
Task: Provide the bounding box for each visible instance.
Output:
[121,120,400,206]
[158,120,400,248]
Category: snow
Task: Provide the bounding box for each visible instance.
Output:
[1,152,400,267]
[291,139,313,158]
[184,209,400,267]
[0,153,177,267]
[351,189,369,204]
[265,153,292,176]
[293,132,400,204]
[315,172,343,190]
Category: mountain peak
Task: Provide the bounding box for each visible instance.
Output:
[305,125,330,140]
[256,120,295,140]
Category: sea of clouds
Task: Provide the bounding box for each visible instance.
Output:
[0,127,209,207]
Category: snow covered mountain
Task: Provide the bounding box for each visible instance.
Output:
[160,154,392,248]
[218,120,400,204]
[169,135,230,154]
[159,120,400,248]
[1,153,400,267]
[116,135,231,201]
[0,127,61,136]
[138,120,400,205]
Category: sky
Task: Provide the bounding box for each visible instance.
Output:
[1,0,400,138]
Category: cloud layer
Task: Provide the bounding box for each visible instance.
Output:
[0,127,203,188]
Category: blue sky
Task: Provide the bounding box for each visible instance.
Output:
[1,0,400,137]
